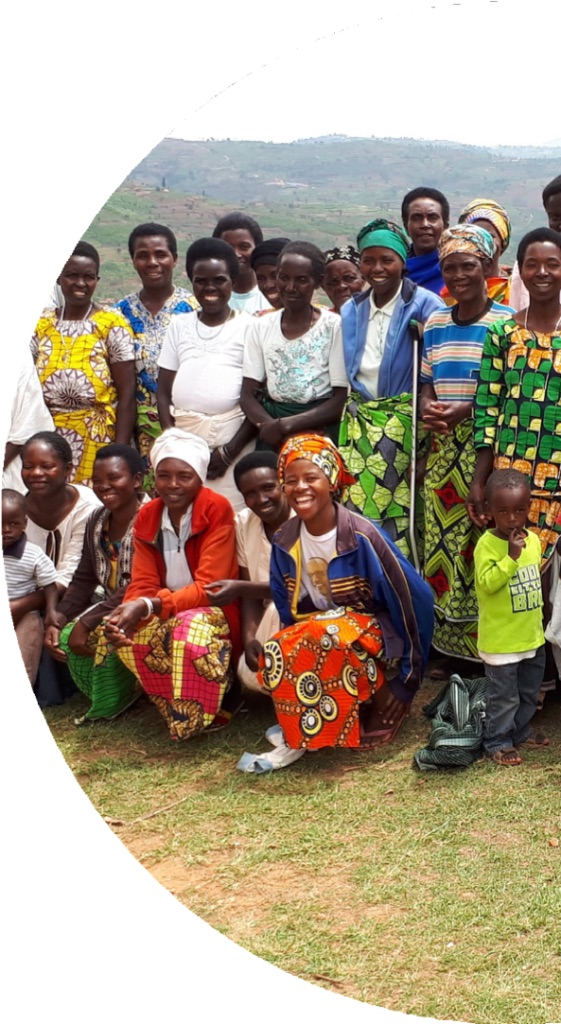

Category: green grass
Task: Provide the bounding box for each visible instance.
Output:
[45,684,561,1024]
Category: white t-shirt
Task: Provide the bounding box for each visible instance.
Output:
[158,309,252,416]
[299,523,337,611]
[243,308,348,403]
[25,484,101,588]
[357,287,401,400]
[229,285,272,315]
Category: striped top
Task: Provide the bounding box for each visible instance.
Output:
[4,533,58,600]
[420,300,513,402]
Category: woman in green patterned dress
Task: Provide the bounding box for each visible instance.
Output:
[468,228,561,566]
[339,219,443,562]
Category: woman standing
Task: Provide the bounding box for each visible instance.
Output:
[251,237,291,312]
[104,429,241,741]
[31,242,136,485]
[339,218,443,559]
[439,199,512,306]
[114,222,198,471]
[468,227,561,568]
[20,431,101,705]
[157,237,255,513]
[241,241,348,452]
[323,245,364,313]
[421,224,514,663]
[258,434,433,752]
[43,444,146,724]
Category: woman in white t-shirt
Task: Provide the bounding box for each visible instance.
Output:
[157,238,256,512]
[240,241,348,452]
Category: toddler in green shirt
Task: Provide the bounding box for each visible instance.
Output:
[474,469,547,766]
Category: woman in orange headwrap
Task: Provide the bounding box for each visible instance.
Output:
[257,434,434,752]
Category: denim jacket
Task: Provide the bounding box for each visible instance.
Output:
[340,277,444,400]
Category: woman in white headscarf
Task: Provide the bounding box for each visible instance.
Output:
[104,428,241,739]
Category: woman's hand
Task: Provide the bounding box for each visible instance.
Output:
[67,619,93,658]
[466,480,491,528]
[245,638,263,673]
[258,419,285,447]
[205,580,241,606]
[422,400,472,434]
[44,624,68,663]
[377,692,408,726]
[103,600,147,648]
[207,448,230,480]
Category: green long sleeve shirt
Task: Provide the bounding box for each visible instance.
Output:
[474,530,545,655]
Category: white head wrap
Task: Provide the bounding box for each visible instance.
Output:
[150,428,210,483]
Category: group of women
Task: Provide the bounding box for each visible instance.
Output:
[7,185,561,757]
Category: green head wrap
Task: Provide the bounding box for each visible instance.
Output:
[356,218,409,263]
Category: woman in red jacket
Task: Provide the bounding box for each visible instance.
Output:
[104,428,240,740]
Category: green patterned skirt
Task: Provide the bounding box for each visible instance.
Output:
[423,421,483,661]
[338,392,424,562]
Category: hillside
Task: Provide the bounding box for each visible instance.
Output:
[83,135,561,302]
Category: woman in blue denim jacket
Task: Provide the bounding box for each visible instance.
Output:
[339,218,443,562]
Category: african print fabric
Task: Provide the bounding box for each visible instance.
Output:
[114,288,198,481]
[117,607,232,740]
[338,392,425,560]
[258,608,385,749]
[474,318,561,567]
[423,420,482,660]
[59,621,141,722]
[31,309,135,485]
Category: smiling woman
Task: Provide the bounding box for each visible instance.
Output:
[241,241,348,451]
[338,218,443,560]
[31,242,136,485]
[156,237,256,512]
[103,428,241,740]
[114,223,199,479]
[43,444,147,724]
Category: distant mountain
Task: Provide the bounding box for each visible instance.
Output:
[84,135,560,301]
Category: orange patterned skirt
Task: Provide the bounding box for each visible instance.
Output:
[258,608,386,750]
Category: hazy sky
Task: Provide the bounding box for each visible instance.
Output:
[168,2,557,150]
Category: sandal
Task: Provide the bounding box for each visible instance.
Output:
[517,732,550,749]
[489,747,523,766]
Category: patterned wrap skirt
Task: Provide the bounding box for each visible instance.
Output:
[117,607,233,740]
[338,392,425,561]
[423,421,483,661]
[258,608,386,750]
[59,620,141,722]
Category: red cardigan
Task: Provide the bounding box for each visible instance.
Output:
[125,489,241,655]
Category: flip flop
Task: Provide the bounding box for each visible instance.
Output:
[517,733,550,749]
[489,747,523,766]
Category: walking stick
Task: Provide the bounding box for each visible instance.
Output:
[408,319,423,574]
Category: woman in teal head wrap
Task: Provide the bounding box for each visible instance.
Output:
[339,218,444,562]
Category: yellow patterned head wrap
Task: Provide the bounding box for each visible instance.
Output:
[278,434,355,495]
[458,198,511,253]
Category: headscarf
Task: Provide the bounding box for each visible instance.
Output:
[150,428,210,483]
[324,245,361,267]
[356,218,409,263]
[458,198,511,253]
[438,224,495,264]
[278,434,356,497]
[251,237,291,270]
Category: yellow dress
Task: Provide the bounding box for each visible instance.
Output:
[31,308,135,484]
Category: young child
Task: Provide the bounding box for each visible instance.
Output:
[474,469,547,766]
[3,488,59,685]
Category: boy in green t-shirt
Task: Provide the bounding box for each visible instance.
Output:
[474,469,547,766]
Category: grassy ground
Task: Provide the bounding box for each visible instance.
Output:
[45,681,561,1024]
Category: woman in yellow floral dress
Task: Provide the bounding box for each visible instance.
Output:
[31,242,136,485]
